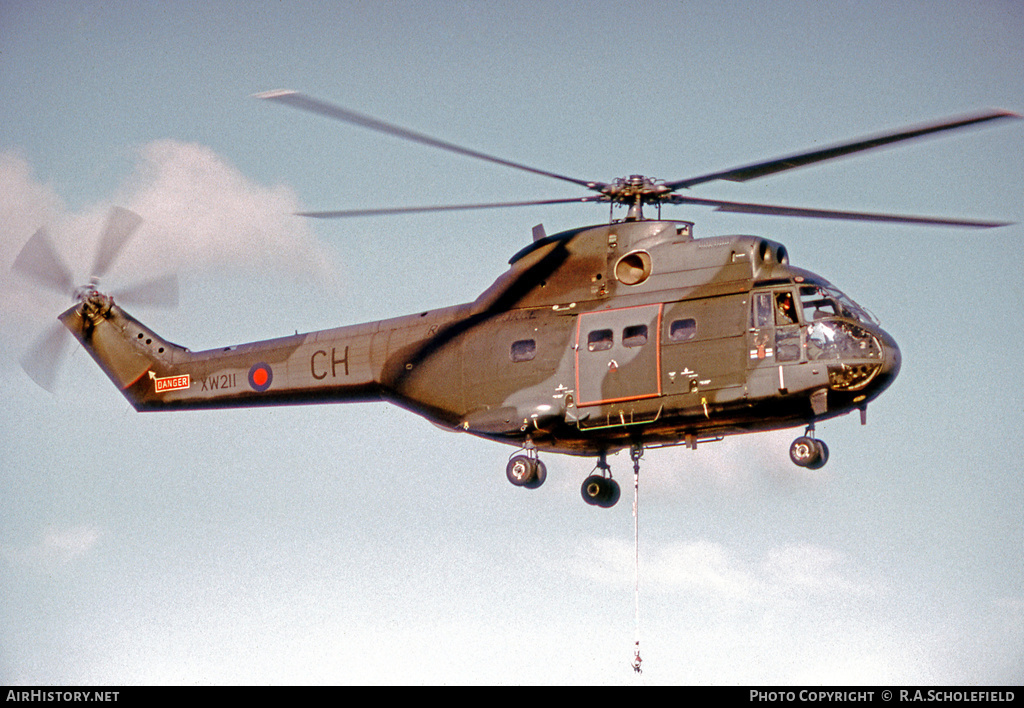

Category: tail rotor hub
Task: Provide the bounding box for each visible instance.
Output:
[80,290,114,320]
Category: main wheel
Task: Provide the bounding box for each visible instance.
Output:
[506,455,537,486]
[603,478,621,508]
[523,459,546,489]
[807,440,829,470]
[581,475,620,508]
[789,436,822,468]
[507,455,547,487]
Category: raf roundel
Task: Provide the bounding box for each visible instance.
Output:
[248,362,273,392]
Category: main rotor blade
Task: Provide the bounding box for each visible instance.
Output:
[20,322,70,392]
[12,227,75,297]
[298,196,604,219]
[666,109,1021,190]
[91,207,143,280]
[111,273,179,308]
[670,195,1012,228]
[256,90,605,191]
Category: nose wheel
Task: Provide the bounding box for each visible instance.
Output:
[789,426,829,469]
[581,451,622,508]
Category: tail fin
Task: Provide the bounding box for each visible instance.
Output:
[59,294,185,408]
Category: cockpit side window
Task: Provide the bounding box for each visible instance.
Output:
[752,293,773,329]
[774,291,799,325]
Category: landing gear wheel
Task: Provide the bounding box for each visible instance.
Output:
[506,454,546,488]
[506,455,538,487]
[789,436,828,468]
[807,440,829,470]
[523,459,547,489]
[581,475,621,508]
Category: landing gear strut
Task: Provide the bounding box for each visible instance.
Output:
[506,444,546,489]
[789,424,829,469]
[581,450,621,508]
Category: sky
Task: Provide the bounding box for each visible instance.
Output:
[1,0,1022,685]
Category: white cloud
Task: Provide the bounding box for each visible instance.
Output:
[0,152,68,323]
[1,142,343,367]
[567,536,938,683]
[762,543,878,597]
[574,536,880,603]
[1,142,340,311]
[118,140,338,283]
[1,524,104,572]
[0,152,65,265]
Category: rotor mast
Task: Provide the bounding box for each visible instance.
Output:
[600,175,672,221]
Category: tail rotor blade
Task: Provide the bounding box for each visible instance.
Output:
[12,227,75,297]
[111,273,179,308]
[90,207,143,280]
[20,322,71,392]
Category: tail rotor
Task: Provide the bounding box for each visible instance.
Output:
[12,227,75,298]
[89,206,143,286]
[11,207,178,391]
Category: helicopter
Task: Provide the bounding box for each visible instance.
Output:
[13,93,1019,508]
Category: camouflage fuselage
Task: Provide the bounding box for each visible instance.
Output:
[62,220,901,456]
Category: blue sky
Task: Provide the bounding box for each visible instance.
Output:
[1,0,1022,684]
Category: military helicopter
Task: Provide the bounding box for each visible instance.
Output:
[14,93,1018,508]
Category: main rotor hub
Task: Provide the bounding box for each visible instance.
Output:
[600,175,672,205]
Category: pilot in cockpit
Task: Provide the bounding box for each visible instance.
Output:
[775,292,799,325]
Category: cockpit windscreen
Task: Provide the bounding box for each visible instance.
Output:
[799,284,877,325]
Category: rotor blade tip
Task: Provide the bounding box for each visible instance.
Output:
[253,89,297,100]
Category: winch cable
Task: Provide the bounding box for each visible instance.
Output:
[630,444,643,675]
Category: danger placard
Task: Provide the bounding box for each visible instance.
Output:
[153,373,190,392]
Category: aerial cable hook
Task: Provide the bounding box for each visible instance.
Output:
[630,443,644,675]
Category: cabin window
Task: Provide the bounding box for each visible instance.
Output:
[510,339,537,362]
[622,324,648,347]
[587,329,614,352]
[669,318,697,342]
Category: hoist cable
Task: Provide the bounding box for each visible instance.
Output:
[631,445,643,674]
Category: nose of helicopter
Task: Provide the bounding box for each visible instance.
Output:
[876,328,902,390]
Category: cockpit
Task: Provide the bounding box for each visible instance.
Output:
[752,276,897,393]
[798,283,884,366]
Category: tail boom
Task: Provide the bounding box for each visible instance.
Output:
[60,299,384,411]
